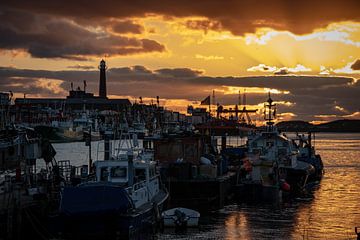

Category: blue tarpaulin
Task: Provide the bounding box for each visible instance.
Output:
[60,184,133,216]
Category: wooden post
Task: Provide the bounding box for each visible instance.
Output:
[88,126,92,173]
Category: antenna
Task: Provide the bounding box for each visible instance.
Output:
[83,80,87,92]
[264,91,276,127]
[243,89,247,106]
[212,90,215,106]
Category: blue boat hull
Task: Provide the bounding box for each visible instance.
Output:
[50,208,157,239]
[48,185,168,239]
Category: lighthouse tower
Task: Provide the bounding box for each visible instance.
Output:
[98,59,107,98]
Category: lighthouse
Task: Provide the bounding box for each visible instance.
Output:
[98,59,107,98]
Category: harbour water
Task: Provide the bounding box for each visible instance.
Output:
[50,133,360,240]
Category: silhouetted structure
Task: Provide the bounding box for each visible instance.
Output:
[99,59,107,98]
[13,60,130,122]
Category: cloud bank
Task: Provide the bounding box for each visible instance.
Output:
[1,65,359,121]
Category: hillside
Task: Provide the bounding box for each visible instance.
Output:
[276,119,360,132]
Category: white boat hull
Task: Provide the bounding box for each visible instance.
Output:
[162,207,200,227]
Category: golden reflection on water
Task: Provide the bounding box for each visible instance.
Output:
[224,212,250,240]
[291,138,360,240]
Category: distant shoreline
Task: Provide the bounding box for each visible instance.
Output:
[280,131,360,133]
[276,119,360,133]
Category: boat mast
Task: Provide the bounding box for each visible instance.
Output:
[264,92,276,131]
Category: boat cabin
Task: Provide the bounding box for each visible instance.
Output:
[93,157,160,208]
[72,114,93,131]
[247,131,298,169]
[94,160,157,185]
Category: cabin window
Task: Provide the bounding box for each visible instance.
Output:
[251,142,258,148]
[111,167,127,178]
[266,141,274,147]
[100,167,109,181]
[135,169,146,181]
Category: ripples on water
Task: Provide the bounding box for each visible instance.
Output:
[50,133,360,240]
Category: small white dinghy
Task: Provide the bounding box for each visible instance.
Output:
[162,207,200,227]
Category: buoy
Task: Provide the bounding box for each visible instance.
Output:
[16,167,21,182]
[281,181,291,191]
[243,159,252,172]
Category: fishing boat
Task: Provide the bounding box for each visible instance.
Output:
[162,207,200,228]
[149,132,236,211]
[63,112,93,141]
[235,94,315,203]
[50,131,168,239]
[129,112,149,139]
[291,132,324,182]
[34,124,86,143]
[35,113,102,143]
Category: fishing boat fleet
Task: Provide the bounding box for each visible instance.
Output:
[0,60,325,239]
[0,93,325,239]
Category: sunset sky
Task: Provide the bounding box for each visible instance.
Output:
[0,1,360,123]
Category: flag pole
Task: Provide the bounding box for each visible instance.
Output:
[209,101,211,118]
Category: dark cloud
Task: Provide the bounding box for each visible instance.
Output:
[132,65,153,74]
[111,20,144,34]
[351,59,360,70]
[0,76,66,97]
[185,19,222,33]
[1,0,359,35]
[155,68,203,78]
[67,64,95,70]
[0,9,165,60]
[274,69,289,75]
[0,65,359,120]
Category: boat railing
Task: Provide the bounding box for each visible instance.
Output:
[131,181,146,191]
[126,174,160,200]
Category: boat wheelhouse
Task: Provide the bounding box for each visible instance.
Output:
[93,153,161,209]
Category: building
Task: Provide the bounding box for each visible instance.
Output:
[0,92,11,128]
[13,60,131,123]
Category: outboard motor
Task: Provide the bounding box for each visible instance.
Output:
[174,209,189,229]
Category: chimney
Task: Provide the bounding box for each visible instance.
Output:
[98,59,107,98]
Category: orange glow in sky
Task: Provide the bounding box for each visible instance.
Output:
[0,1,359,122]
